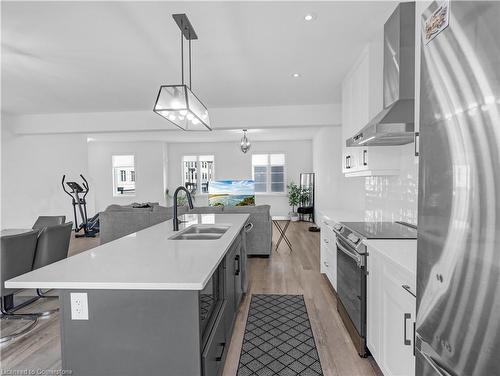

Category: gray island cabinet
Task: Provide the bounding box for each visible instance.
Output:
[5,214,250,376]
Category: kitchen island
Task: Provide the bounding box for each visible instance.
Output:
[6,213,250,376]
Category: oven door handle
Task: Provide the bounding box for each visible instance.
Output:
[336,240,363,267]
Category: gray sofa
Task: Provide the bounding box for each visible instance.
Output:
[99,203,272,256]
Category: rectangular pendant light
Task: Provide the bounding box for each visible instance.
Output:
[154,84,211,131]
[154,14,211,131]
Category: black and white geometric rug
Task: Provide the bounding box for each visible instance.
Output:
[237,294,323,376]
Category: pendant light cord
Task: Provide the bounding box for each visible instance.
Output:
[180,30,184,85]
[189,38,192,89]
[180,27,192,89]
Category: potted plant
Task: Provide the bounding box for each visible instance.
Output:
[299,187,311,207]
[287,182,301,221]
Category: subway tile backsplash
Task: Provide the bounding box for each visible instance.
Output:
[364,144,419,225]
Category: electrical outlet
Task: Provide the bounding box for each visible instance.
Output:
[70,292,89,320]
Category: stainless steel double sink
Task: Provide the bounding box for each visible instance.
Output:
[169,225,230,240]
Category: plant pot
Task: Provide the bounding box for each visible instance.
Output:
[289,212,299,222]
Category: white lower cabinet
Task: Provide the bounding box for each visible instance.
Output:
[320,223,337,291]
[367,245,415,376]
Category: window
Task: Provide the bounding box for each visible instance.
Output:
[112,155,135,196]
[182,155,215,194]
[252,154,285,193]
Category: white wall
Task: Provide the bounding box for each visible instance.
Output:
[312,126,366,216]
[87,141,168,212]
[167,140,313,216]
[1,121,90,228]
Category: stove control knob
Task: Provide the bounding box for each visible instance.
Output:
[333,223,342,231]
[348,234,360,243]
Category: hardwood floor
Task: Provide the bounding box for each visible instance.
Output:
[1,224,381,375]
[223,221,381,376]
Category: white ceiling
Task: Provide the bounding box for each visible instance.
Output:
[1,1,396,115]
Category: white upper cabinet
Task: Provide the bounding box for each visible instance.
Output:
[341,30,402,177]
[341,47,369,174]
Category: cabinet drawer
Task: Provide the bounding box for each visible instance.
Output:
[202,303,227,376]
[324,245,337,290]
[320,225,337,282]
[320,225,335,244]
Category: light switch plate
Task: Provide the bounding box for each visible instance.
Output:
[70,292,89,320]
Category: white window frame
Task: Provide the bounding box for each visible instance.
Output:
[112,154,136,197]
[181,155,215,195]
[251,153,286,195]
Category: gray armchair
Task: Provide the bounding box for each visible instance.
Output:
[32,215,66,231]
[0,230,39,343]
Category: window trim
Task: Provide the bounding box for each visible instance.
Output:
[181,154,216,195]
[251,153,286,194]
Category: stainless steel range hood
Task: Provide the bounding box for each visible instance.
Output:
[347,2,415,147]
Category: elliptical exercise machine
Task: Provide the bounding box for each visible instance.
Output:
[62,174,99,238]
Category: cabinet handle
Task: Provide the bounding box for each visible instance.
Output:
[345,155,351,169]
[323,238,329,244]
[404,313,412,346]
[244,222,254,233]
[413,322,416,356]
[324,261,329,267]
[414,132,420,157]
[215,342,226,361]
[234,255,240,276]
[363,150,368,166]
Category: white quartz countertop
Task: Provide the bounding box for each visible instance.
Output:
[363,239,417,275]
[5,213,249,291]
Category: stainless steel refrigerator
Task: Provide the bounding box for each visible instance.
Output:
[416,1,500,375]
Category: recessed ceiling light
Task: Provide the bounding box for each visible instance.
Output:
[304,13,316,21]
[292,73,301,78]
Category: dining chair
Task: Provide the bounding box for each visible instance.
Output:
[0,230,39,343]
[32,215,66,231]
[30,222,72,316]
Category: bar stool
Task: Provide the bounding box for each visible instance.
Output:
[0,230,39,343]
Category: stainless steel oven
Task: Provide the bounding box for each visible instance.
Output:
[334,232,368,357]
[332,221,417,358]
